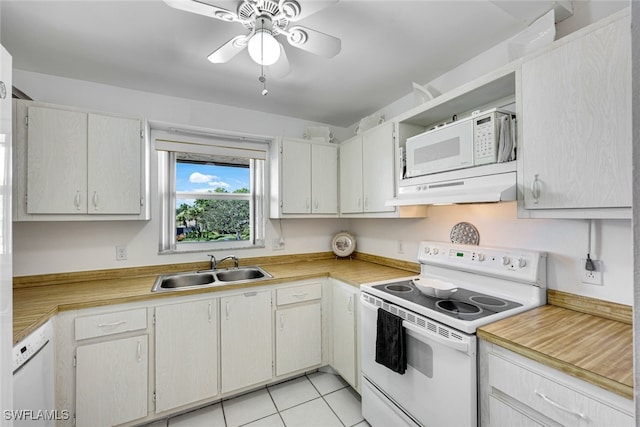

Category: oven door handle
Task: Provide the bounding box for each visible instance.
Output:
[402,320,470,354]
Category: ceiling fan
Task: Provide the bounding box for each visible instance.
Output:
[163,0,342,79]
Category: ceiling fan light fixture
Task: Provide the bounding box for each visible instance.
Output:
[248,29,281,65]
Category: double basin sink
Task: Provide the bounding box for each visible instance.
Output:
[151,266,273,293]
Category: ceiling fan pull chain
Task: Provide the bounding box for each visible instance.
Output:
[259,18,269,96]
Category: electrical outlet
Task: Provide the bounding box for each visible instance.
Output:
[272,238,285,251]
[581,258,602,285]
[116,245,127,261]
[398,240,404,254]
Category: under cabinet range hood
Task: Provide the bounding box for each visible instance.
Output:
[386,161,516,206]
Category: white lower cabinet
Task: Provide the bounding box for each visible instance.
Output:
[54,278,353,425]
[482,341,634,427]
[331,280,359,389]
[75,335,148,427]
[155,299,218,413]
[275,283,322,376]
[220,290,273,393]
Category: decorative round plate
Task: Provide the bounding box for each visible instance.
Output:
[332,232,356,258]
[450,222,479,245]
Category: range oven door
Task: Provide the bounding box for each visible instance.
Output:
[360,292,477,427]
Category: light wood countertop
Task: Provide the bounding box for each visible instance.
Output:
[13,254,417,344]
[478,301,633,400]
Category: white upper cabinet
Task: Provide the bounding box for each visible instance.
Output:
[339,122,397,216]
[88,113,143,214]
[270,137,338,218]
[26,107,87,214]
[13,100,149,220]
[518,11,631,218]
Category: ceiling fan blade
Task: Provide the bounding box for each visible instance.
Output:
[163,0,239,22]
[278,0,338,22]
[286,26,341,58]
[207,35,248,63]
[268,44,291,78]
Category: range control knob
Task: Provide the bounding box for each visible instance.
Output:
[432,248,439,255]
[501,256,511,266]
[477,253,485,262]
[518,258,527,268]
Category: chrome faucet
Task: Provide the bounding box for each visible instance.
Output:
[208,254,239,270]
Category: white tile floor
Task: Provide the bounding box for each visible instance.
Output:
[146,371,370,427]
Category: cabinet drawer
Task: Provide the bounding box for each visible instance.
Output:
[276,283,322,305]
[488,354,633,426]
[75,308,147,340]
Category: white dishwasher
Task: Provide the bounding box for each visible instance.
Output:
[12,320,55,426]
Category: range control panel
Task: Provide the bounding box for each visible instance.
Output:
[418,241,546,285]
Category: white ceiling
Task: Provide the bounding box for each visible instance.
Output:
[1,1,552,128]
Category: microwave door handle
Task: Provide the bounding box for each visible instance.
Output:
[402,320,469,354]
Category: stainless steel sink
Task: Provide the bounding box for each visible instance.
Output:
[151,266,272,292]
[159,273,215,289]
[215,267,269,282]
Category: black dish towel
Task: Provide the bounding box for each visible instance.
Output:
[375,308,407,374]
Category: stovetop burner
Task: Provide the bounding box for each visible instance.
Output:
[436,300,482,315]
[371,280,522,322]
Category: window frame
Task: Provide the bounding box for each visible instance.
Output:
[155,129,268,254]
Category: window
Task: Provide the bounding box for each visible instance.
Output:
[155,129,268,253]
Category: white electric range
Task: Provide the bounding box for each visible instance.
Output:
[360,240,547,427]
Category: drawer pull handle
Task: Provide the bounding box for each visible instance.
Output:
[535,390,587,420]
[97,320,126,328]
[292,293,308,298]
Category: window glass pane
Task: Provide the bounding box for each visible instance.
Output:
[175,160,251,243]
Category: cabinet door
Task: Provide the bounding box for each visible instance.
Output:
[75,335,148,427]
[26,106,87,214]
[311,143,338,214]
[362,123,395,213]
[275,303,322,376]
[281,139,311,213]
[521,16,631,210]
[339,137,363,213]
[155,299,218,413]
[88,114,142,214]
[332,282,357,388]
[489,396,543,427]
[220,290,273,393]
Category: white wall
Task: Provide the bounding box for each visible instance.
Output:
[12,70,349,276]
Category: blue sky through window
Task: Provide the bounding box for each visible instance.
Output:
[176,162,250,193]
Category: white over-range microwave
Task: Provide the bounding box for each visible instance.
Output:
[405,108,515,178]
